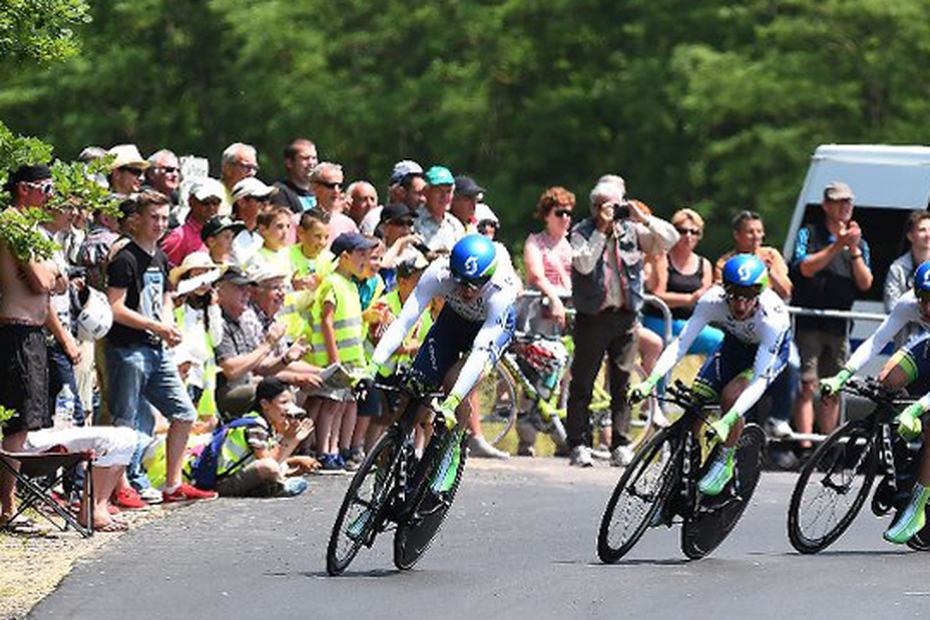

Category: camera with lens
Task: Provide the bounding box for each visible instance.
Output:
[608,201,630,221]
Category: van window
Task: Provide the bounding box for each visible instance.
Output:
[792,204,922,303]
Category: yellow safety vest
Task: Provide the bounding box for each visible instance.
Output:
[307,271,365,368]
[174,304,218,419]
[377,289,434,376]
[282,247,336,341]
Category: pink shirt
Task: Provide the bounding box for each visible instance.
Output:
[327,212,359,247]
[526,231,572,294]
[161,219,206,267]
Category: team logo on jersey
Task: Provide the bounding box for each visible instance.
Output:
[464,256,479,276]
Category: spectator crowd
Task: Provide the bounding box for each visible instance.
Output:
[0,135,904,532]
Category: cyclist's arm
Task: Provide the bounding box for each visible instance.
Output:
[447,289,514,401]
[649,296,717,380]
[845,299,911,374]
[730,326,790,417]
[370,263,443,365]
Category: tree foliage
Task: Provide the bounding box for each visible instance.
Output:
[4,0,930,257]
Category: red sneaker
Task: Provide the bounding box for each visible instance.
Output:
[162,483,218,503]
[112,487,147,510]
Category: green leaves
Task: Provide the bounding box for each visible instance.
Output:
[0,0,90,63]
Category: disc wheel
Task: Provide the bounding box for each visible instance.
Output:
[478,362,518,447]
[681,424,766,559]
[597,426,681,563]
[326,429,401,576]
[393,431,469,570]
[787,419,878,554]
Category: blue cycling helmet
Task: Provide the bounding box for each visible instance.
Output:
[915,261,930,294]
[722,254,768,291]
[450,234,498,285]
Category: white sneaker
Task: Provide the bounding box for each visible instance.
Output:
[569,445,594,468]
[467,436,510,459]
[139,487,164,504]
[765,419,793,439]
[610,445,635,468]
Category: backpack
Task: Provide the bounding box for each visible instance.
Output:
[189,417,265,490]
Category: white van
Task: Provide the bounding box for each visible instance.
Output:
[782,144,930,373]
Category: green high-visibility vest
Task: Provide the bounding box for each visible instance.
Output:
[307,271,365,367]
[216,412,268,478]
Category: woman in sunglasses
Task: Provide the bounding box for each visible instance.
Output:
[523,187,575,333]
[644,208,723,354]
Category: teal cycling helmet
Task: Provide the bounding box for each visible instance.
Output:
[450,234,497,286]
[722,254,768,291]
[915,261,930,295]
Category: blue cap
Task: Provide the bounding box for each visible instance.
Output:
[331,232,378,257]
[424,165,454,186]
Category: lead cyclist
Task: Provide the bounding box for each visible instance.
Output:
[820,260,930,544]
[358,234,517,482]
[629,254,792,496]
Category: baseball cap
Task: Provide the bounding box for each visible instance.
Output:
[201,215,247,242]
[389,160,424,186]
[4,164,52,194]
[189,177,226,202]
[380,203,415,225]
[331,232,379,257]
[424,165,454,186]
[824,181,854,202]
[246,261,290,285]
[232,177,276,202]
[454,176,485,198]
[217,265,251,286]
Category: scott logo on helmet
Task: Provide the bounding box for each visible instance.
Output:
[738,263,753,282]
[464,256,479,276]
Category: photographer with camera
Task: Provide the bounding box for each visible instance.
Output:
[566,178,678,467]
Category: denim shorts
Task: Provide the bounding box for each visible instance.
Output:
[106,343,198,429]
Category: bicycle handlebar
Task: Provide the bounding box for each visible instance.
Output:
[838,377,911,407]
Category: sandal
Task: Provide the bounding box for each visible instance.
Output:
[95,520,129,533]
[0,517,49,535]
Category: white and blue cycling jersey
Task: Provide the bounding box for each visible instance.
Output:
[371,258,517,401]
[650,285,792,417]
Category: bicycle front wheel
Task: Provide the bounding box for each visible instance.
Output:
[326,428,402,576]
[394,431,469,570]
[478,362,518,447]
[597,426,681,563]
[787,419,879,554]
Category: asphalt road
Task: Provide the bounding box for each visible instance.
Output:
[31,459,930,620]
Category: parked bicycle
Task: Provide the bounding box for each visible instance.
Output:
[327,372,469,575]
[597,380,766,562]
[787,376,930,553]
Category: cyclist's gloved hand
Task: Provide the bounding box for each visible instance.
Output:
[896,402,925,441]
[352,362,381,398]
[820,367,853,397]
[628,377,658,404]
[436,394,462,431]
[708,409,741,444]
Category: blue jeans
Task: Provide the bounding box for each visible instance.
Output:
[106,343,196,490]
[48,343,87,495]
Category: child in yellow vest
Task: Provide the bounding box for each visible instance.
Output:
[282,210,336,340]
[305,232,378,471]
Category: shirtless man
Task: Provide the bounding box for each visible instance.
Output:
[0,164,64,526]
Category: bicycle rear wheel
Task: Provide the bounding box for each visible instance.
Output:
[326,428,402,576]
[478,363,517,447]
[681,424,766,559]
[393,431,469,570]
[787,419,878,554]
[597,426,681,563]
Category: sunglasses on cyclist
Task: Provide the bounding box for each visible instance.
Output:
[456,275,492,291]
[725,289,760,302]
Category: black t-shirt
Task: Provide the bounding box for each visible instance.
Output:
[106,240,170,348]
